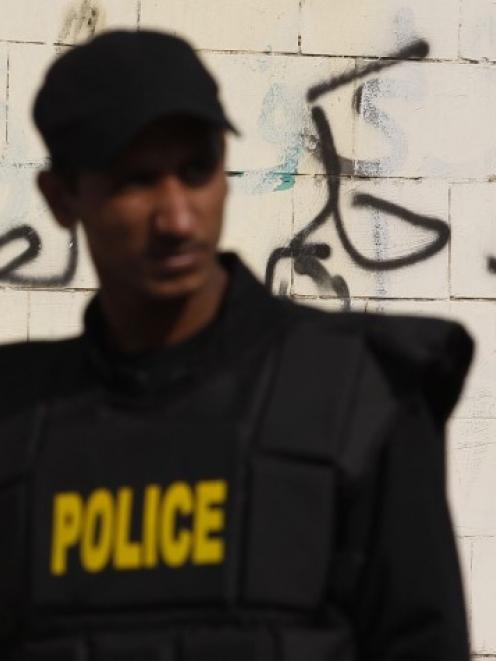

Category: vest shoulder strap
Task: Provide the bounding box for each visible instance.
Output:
[257,321,398,477]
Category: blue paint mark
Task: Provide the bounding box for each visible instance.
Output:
[229,76,316,194]
[252,82,308,193]
[275,173,296,192]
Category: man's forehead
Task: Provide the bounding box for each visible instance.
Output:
[132,115,219,144]
[118,115,216,154]
[104,115,222,176]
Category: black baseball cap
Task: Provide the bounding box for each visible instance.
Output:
[33,30,238,170]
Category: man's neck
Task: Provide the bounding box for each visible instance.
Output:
[98,262,228,354]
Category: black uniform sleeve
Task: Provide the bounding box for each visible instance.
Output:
[353,391,470,661]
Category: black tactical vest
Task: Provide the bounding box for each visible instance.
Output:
[0,320,402,661]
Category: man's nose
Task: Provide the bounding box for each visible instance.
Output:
[150,173,194,236]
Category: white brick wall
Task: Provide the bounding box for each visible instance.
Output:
[204,52,355,175]
[292,176,449,298]
[28,289,93,338]
[354,61,496,179]
[0,1,495,657]
[473,537,496,653]
[451,183,496,298]
[460,0,496,62]
[300,0,460,59]
[0,0,138,44]
[449,418,496,566]
[221,175,293,285]
[0,288,28,341]
[7,43,60,163]
[140,0,300,53]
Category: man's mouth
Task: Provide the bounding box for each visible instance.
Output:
[147,244,204,272]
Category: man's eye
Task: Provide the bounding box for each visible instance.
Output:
[114,172,156,190]
[178,156,218,186]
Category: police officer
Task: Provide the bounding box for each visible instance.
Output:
[0,30,472,661]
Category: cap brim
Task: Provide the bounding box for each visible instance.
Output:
[87,101,240,169]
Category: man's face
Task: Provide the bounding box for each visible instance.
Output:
[48,116,228,300]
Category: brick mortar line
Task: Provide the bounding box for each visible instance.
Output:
[465,536,473,632]
[5,48,9,147]
[448,185,453,298]
[1,39,496,67]
[452,417,496,420]
[0,287,99,293]
[26,290,31,341]
[228,173,496,184]
[3,164,495,185]
[4,288,492,301]
[457,0,463,59]
[297,0,303,54]
[204,47,496,67]
[292,295,496,302]
[456,534,496,539]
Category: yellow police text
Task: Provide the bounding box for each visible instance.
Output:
[50,480,227,575]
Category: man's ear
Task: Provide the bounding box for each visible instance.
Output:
[37,170,79,229]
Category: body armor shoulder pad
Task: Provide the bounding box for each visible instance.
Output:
[256,320,396,480]
[280,300,473,422]
[258,310,473,479]
[360,312,474,424]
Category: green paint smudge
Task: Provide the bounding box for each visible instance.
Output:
[274,173,296,192]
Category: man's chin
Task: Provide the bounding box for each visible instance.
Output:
[139,269,208,301]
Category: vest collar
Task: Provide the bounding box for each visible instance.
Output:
[81,253,286,398]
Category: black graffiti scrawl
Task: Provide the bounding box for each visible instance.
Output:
[0,225,78,286]
[266,40,450,307]
[0,0,102,287]
[0,36,456,291]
